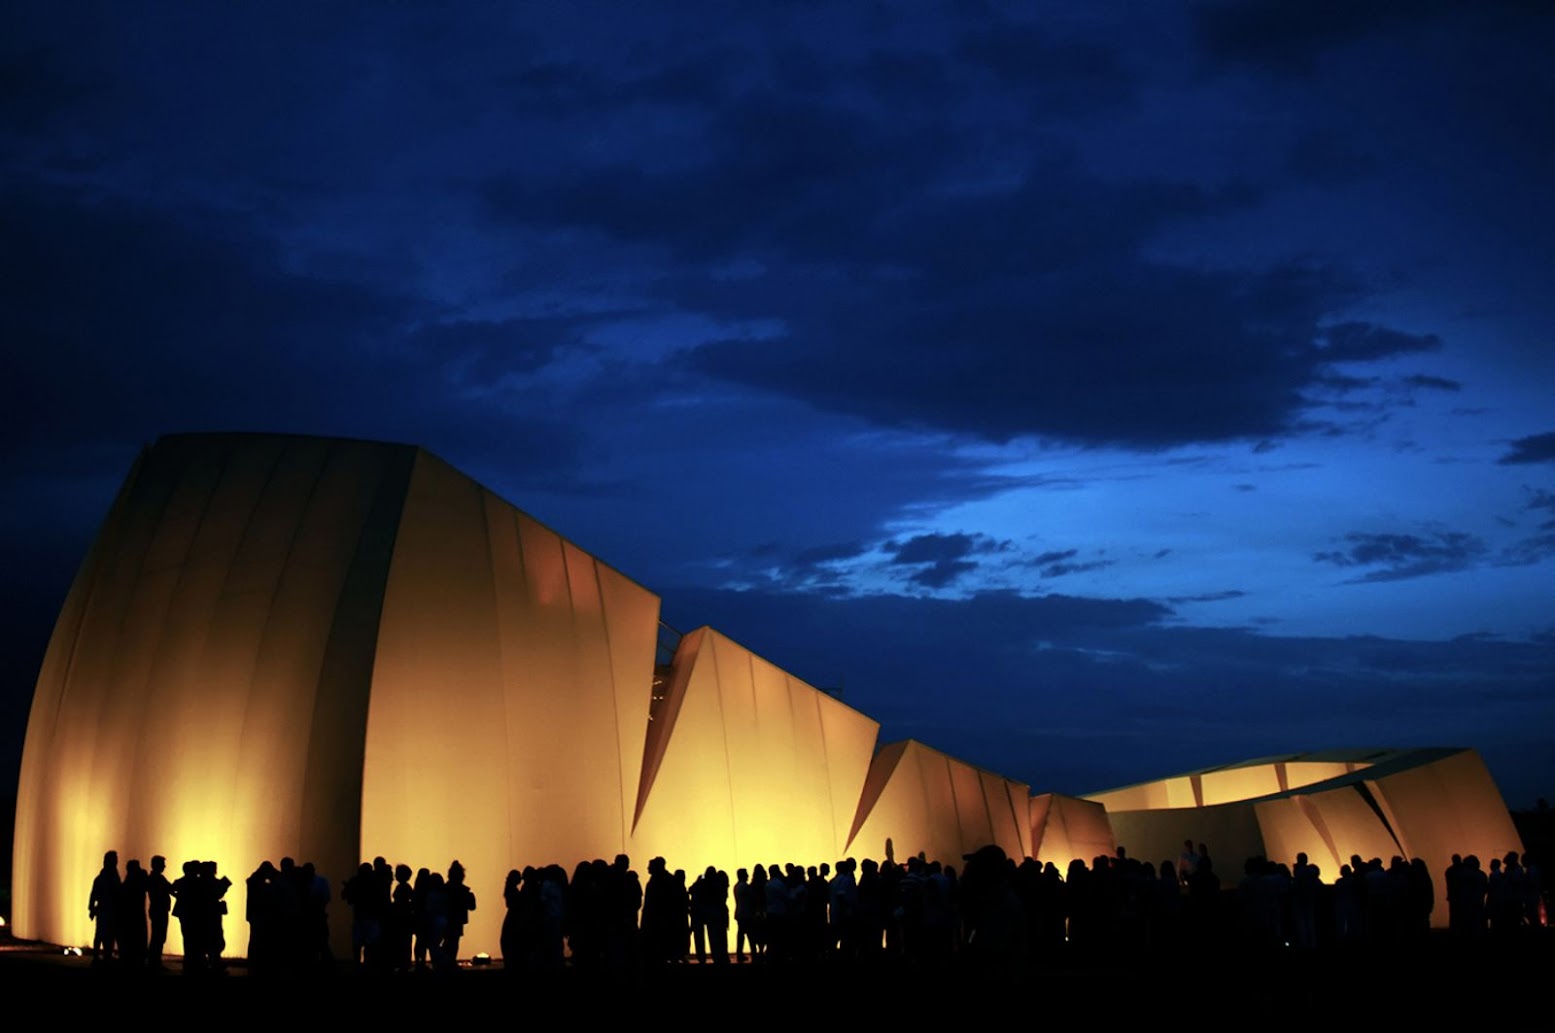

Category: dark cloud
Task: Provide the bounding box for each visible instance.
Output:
[0,42,105,139]
[1167,590,1247,604]
[1024,545,1114,579]
[1314,531,1488,582]
[1040,558,1114,579]
[890,532,977,566]
[484,84,951,263]
[0,184,587,485]
[1403,374,1462,392]
[469,22,1455,451]
[1318,322,1440,363]
[955,22,1135,112]
[691,262,1440,448]
[1498,532,1555,568]
[1032,549,1078,565]
[909,560,977,589]
[407,319,573,380]
[888,532,1012,589]
[795,540,869,565]
[1499,432,1555,465]
[1194,0,1450,76]
[475,40,1448,451]
[1285,128,1378,186]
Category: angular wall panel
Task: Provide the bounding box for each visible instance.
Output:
[1092,748,1525,926]
[630,629,879,878]
[13,434,414,955]
[359,452,661,957]
[1029,794,1115,870]
[846,740,1029,865]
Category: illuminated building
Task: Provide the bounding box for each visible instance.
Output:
[1086,748,1524,925]
[11,433,1029,957]
[12,434,1524,953]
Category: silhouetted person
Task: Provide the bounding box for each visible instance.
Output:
[444,860,476,964]
[690,866,730,963]
[171,861,203,972]
[734,868,755,962]
[390,863,415,972]
[89,850,120,965]
[303,861,333,967]
[147,855,172,970]
[246,861,279,973]
[344,861,386,966]
[204,860,231,970]
[117,859,149,968]
[501,869,523,970]
[642,857,680,964]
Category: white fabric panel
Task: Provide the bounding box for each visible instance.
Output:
[13,435,408,954]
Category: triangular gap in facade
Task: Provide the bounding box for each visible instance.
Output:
[1293,794,1342,872]
[632,626,705,831]
[1351,782,1406,858]
[845,740,910,852]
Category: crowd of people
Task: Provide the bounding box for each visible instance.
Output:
[81,841,1548,975]
[87,852,232,971]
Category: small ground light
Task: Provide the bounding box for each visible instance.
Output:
[63,946,83,956]
[471,952,492,966]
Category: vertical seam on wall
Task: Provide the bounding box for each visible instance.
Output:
[594,559,627,854]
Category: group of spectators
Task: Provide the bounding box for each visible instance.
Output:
[84,840,1548,975]
[87,851,231,971]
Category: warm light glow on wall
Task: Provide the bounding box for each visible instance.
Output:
[14,435,1529,958]
[1093,749,1523,928]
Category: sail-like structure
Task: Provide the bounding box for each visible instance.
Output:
[1086,748,1524,925]
[12,433,1001,956]
[14,434,1527,953]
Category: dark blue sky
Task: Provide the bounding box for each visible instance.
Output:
[4,2,1553,805]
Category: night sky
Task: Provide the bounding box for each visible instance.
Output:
[4,3,1553,808]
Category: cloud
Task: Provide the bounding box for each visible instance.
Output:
[1499,432,1555,465]
[1032,549,1078,565]
[1039,558,1113,579]
[1402,373,1462,392]
[477,45,1449,451]
[1313,530,1488,582]
[890,532,977,566]
[1498,533,1555,568]
[1317,322,1441,362]
[1193,0,1452,76]
[887,531,1012,589]
[0,183,590,484]
[1168,590,1248,604]
[909,560,978,589]
[795,540,869,565]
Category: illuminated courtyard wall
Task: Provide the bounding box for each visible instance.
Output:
[1028,793,1115,872]
[629,628,880,880]
[12,435,416,957]
[1092,749,1524,926]
[13,432,1037,958]
[846,740,1031,865]
[356,450,661,958]
[14,434,1530,955]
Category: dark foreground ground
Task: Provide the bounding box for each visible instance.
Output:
[3,932,1551,1023]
